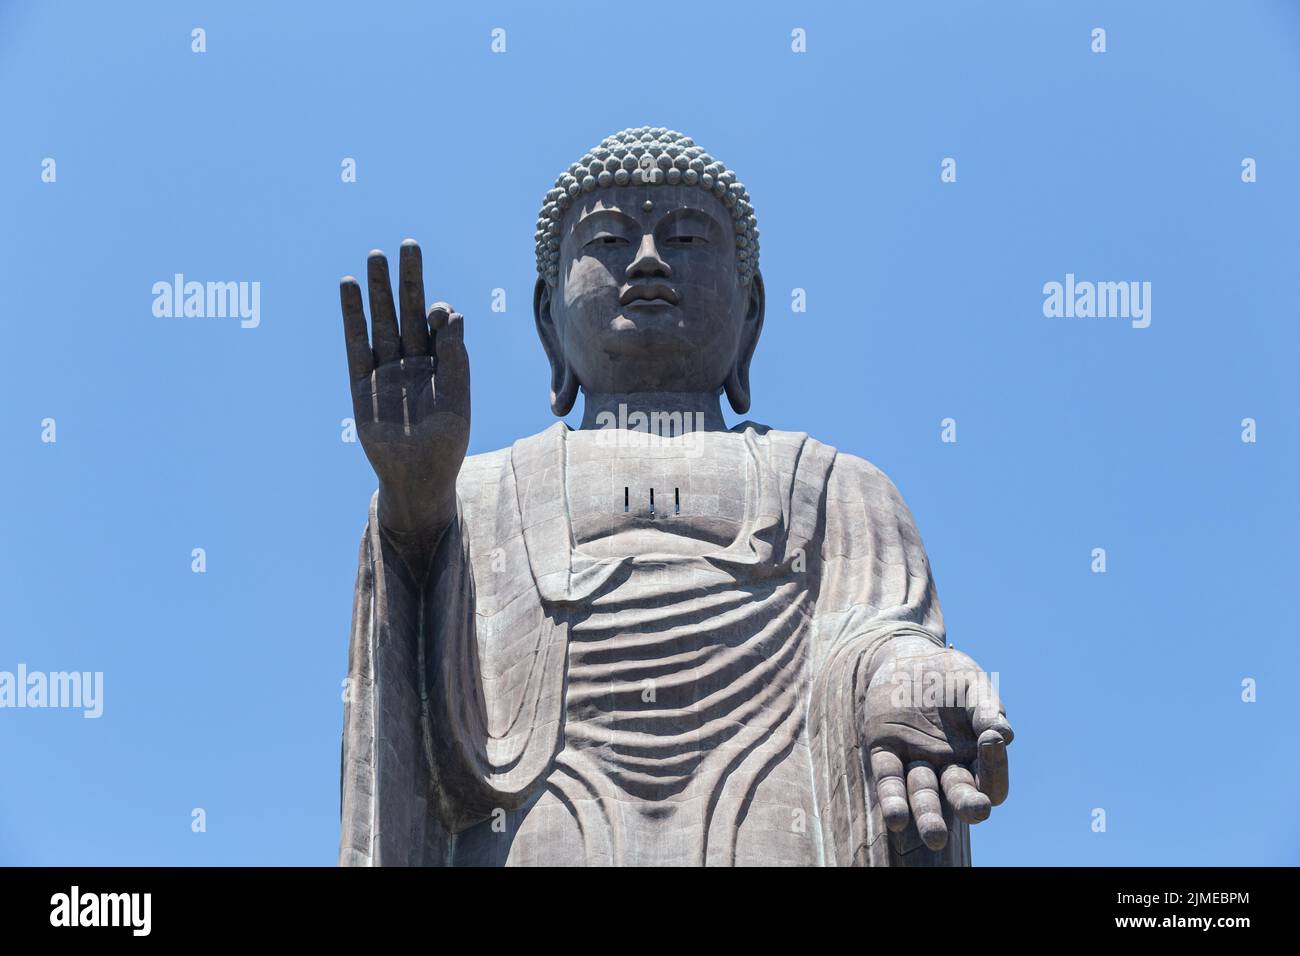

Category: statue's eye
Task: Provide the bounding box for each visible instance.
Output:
[665,235,706,247]
[585,235,629,248]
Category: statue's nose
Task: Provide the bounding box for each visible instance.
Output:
[626,234,672,280]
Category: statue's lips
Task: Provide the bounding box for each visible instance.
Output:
[620,283,679,308]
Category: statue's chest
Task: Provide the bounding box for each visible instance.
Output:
[563,431,750,558]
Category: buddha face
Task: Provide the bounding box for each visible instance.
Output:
[534,184,764,412]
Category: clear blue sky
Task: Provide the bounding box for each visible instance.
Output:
[1,0,1296,866]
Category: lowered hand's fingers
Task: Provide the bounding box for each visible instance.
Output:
[398,239,429,356]
[906,762,948,851]
[367,250,401,363]
[975,728,1011,806]
[940,764,991,824]
[967,671,1014,745]
[869,747,910,833]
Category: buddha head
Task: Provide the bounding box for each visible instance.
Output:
[533,127,765,416]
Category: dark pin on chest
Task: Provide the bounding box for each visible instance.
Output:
[624,486,681,517]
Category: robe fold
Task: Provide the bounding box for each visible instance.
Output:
[339,422,970,866]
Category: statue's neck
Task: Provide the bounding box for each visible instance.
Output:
[579,392,729,431]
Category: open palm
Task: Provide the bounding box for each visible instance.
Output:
[340,239,469,536]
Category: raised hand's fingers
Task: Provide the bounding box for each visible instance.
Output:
[869,747,910,833]
[367,250,401,363]
[975,728,1011,806]
[398,239,429,356]
[428,300,451,332]
[940,764,991,824]
[430,303,469,418]
[340,277,373,383]
[906,762,948,851]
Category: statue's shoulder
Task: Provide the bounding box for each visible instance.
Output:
[727,422,909,513]
[460,444,514,479]
[825,447,897,493]
[823,448,922,541]
[455,447,514,523]
[457,422,566,489]
[729,421,898,493]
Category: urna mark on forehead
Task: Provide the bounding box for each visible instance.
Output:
[535,126,760,286]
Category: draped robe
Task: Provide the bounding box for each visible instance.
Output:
[339,422,970,866]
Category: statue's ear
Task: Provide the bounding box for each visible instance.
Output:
[534,278,579,417]
[724,270,765,415]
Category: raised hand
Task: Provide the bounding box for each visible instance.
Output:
[862,637,1014,851]
[340,239,469,552]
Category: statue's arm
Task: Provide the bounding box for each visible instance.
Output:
[337,240,473,864]
[810,453,1013,864]
[340,492,456,866]
[341,446,569,862]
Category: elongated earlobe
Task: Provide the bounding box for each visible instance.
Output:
[725,271,765,415]
[552,365,578,417]
[534,279,579,416]
[724,363,750,415]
